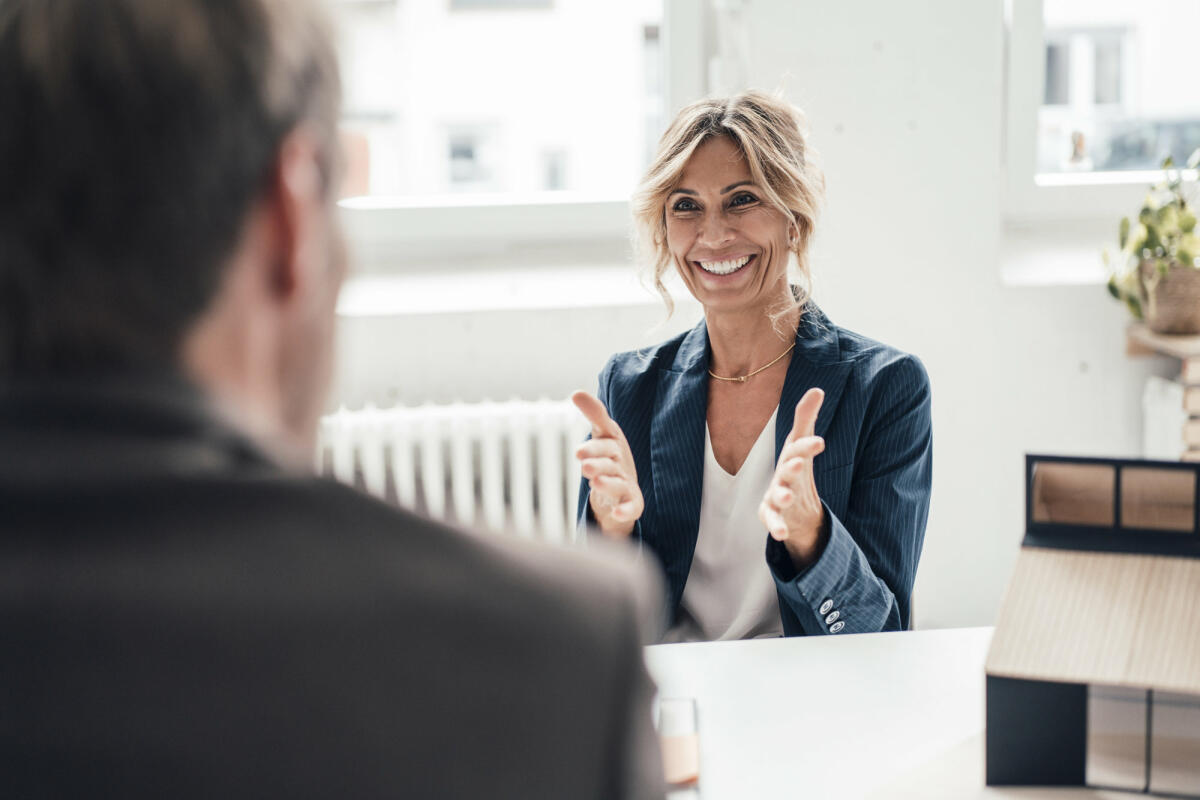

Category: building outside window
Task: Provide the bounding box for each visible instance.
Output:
[330,0,664,199]
[1038,0,1200,177]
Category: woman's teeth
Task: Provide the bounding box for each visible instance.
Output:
[698,255,752,275]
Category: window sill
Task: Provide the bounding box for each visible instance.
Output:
[336,264,696,317]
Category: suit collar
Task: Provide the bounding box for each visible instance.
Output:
[0,371,284,485]
[665,317,710,375]
[792,302,845,366]
[775,303,856,460]
[666,301,845,374]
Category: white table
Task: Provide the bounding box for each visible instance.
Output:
[645,627,1135,800]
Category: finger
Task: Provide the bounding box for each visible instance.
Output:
[787,387,825,444]
[576,438,623,461]
[775,457,815,491]
[580,457,622,479]
[778,435,825,464]
[590,474,635,501]
[781,456,811,476]
[759,501,789,541]
[612,498,641,521]
[571,391,622,439]
[767,484,793,509]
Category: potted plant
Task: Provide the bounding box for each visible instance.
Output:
[1106,148,1200,334]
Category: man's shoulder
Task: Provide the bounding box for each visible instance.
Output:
[271,477,662,643]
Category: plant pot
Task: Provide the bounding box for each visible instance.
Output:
[1139,260,1200,335]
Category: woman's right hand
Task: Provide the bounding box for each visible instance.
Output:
[571,390,644,537]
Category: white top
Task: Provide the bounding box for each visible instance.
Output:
[664,415,784,642]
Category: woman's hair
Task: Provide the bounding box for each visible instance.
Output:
[632,90,824,318]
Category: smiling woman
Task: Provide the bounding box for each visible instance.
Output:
[573,91,934,642]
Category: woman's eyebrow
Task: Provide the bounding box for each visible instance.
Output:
[669,182,757,197]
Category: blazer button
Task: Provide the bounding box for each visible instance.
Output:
[825,610,840,625]
[829,621,845,634]
[819,599,834,615]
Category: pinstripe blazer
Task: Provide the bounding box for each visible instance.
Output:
[577,303,932,637]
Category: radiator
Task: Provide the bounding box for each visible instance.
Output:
[317,399,590,543]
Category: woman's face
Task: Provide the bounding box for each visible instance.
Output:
[665,135,792,316]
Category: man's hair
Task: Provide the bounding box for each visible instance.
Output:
[0,0,340,375]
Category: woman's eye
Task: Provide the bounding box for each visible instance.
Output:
[730,192,757,207]
[672,198,698,212]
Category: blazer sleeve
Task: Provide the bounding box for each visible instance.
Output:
[766,354,932,634]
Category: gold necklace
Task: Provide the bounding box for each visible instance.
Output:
[707,341,796,384]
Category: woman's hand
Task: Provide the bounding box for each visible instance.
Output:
[571,390,644,538]
[758,387,828,569]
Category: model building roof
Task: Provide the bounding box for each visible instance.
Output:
[985,456,1200,695]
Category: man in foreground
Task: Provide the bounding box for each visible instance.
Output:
[0,1,663,796]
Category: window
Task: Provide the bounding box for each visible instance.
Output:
[1004,0,1200,233]
[331,0,663,200]
[329,0,690,269]
[446,126,497,189]
[1036,0,1200,179]
[1042,38,1069,106]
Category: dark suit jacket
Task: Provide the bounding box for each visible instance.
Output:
[0,374,664,799]
[577,304,932,637]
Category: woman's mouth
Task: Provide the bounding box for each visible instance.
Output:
[696,254,754,276]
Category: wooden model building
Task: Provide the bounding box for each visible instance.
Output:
[986,455,1200,797]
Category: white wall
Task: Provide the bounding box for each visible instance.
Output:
[741,0,1175,628]
[330,0,1178,630]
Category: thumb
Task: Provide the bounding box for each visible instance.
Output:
[788,387,825,443]
[571,390,619,438]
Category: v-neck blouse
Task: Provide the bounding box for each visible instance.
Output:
[663,415,784,642]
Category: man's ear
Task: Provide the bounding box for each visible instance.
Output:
[264,128,326,300]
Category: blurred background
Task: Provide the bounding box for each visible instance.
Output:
[320,0,1198,630]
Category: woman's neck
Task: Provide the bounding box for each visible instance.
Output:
[705,298,802,377]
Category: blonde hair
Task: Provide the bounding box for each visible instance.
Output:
[632,90,824,319]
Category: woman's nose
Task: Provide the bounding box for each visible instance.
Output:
[697,210,734,249]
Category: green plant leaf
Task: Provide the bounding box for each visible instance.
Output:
[1125,294,1143,321]
[1159,205,1180,230]
[1145,226,1162,252]
[1182,209,1197,233]
[1163,155,1176,170]
[1129,222,1149,255]
[1179,233,1200,267]
[1189,148,1200,170]
[1119,216,1130,248]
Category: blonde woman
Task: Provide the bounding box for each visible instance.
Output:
[573,91,931,641]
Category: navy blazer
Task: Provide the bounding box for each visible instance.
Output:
[577,304,932,637]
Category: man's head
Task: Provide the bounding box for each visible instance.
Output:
[0,0,345,451]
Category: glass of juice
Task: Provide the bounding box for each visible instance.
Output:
[657,697,700,793]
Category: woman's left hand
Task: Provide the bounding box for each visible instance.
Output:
[758,387,828,569]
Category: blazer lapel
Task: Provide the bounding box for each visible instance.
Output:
[650,318,710,613]
[775,304,855,468]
